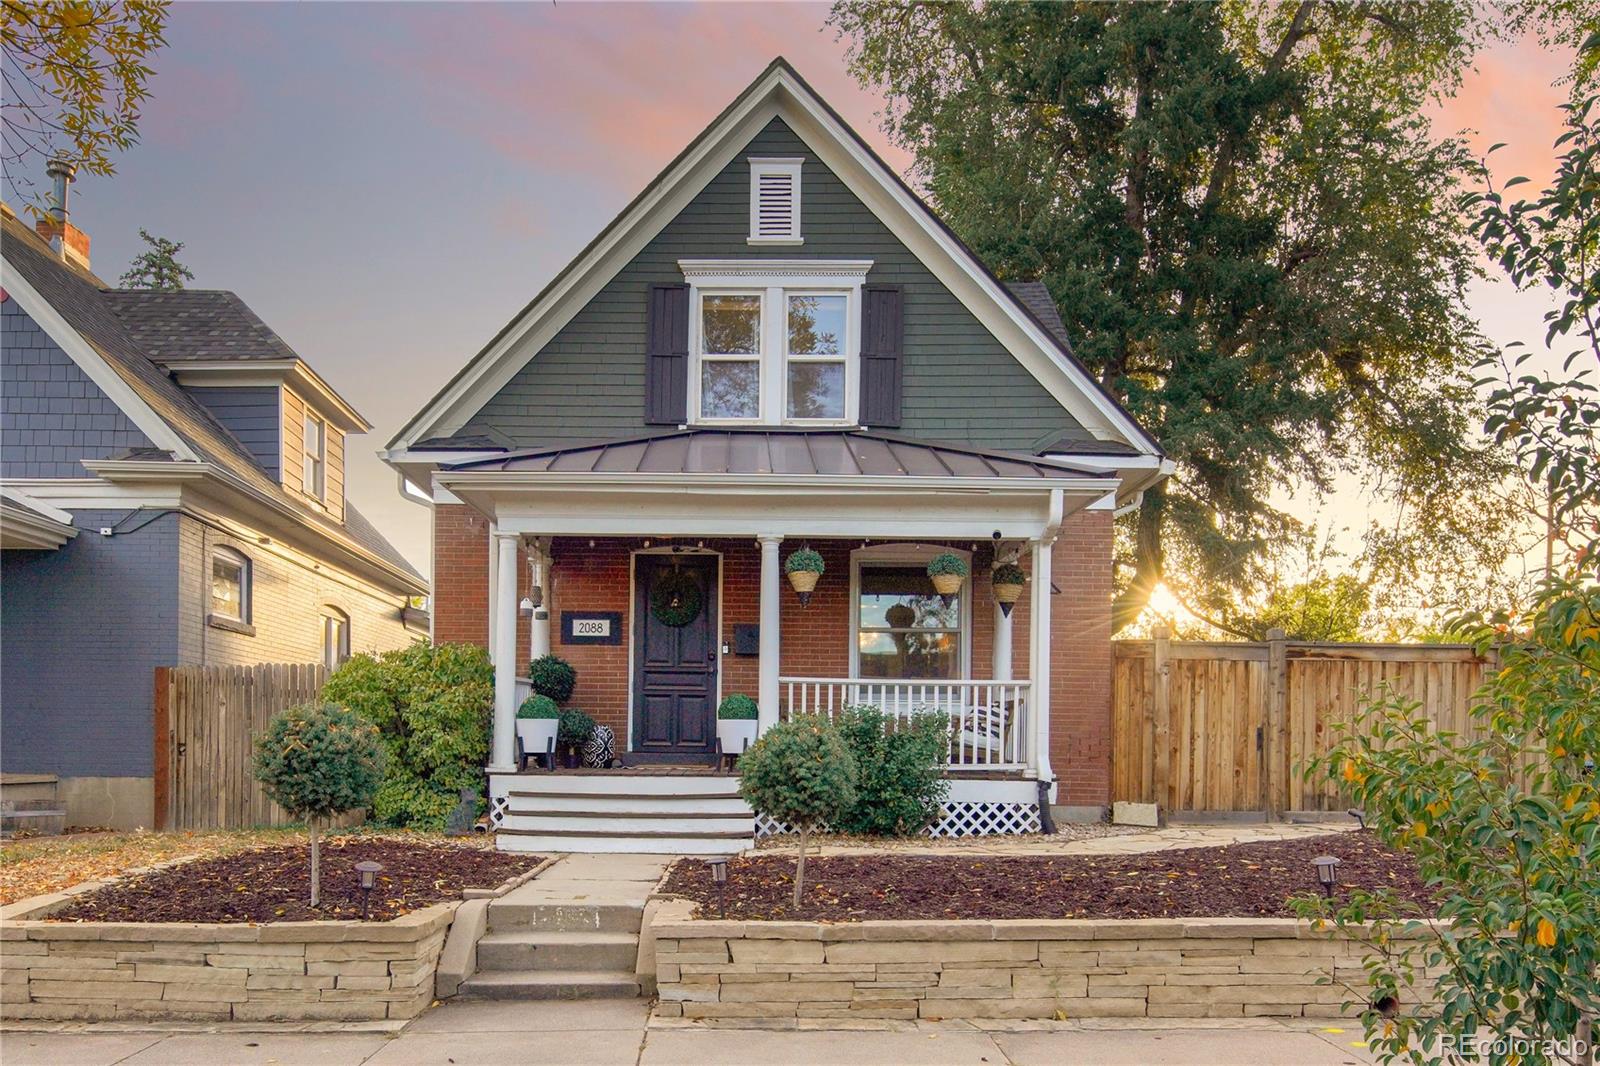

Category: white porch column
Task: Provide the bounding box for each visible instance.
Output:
[1029,537,1055,790]
[757,533,784,734]
[490,530,520,773]
[529,539,551,661]
[993,598,1013,683]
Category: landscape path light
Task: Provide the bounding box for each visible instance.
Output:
[1312,855,1341,899]
[355,860,384,919]
[709,857,729,919]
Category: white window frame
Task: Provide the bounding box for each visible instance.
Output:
[848,544,972,681]
[210,546,252,624]
[693,288,767,424]
[680,260,871,428]
[747,157,803,246]
[302,411,326,502]
[321,606,350,671]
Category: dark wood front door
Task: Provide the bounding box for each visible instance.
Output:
[632,554,718,756]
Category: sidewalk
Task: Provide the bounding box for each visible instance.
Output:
[2,998,1381,1065]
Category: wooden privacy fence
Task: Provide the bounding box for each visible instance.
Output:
[154,663,328,830]
[1111,630,1496,817]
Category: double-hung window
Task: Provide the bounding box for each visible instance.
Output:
[851,546,970,681]
[321,607,350,671]
[302,412,326,502]
[681,260,871,426]
[210,547,251,625]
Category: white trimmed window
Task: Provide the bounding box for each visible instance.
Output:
[748,158,803,245]
[321,607,350,671]
[680,260,870,426]
[851,545,971,681]
[210,547,251,624]
[302,412,326,502]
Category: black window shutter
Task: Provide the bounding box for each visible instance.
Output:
[859,285,903,428]
[644,283,689,425]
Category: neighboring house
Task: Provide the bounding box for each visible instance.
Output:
[1,193,427,829]
[385,59,1170,851]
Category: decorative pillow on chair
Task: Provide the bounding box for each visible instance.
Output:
[583,724,616,768]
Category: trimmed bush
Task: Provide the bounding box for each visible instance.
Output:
[927,551,970,577]
[320,642,491,830]
[528,654,577,703]
[518,694,560,719]
[738,715,857,906]
[834,704,950,836]
[718,694,759,720]
[253,702,385,906]
[783,547,825,575]
[558,708,597,747]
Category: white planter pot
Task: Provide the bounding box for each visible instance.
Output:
[717,718,758,757]
[516,718,559,761]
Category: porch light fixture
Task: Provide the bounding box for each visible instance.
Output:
[354,860,384,919]
[708,857,729,918]
[1311,855,1340,899]
[518,597,534,617]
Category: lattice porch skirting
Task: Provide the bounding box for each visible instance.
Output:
[755,800,1041,840]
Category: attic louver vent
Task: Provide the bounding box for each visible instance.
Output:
[748,158,802,244]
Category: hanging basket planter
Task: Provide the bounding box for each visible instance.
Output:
[784,547,825,606]
[927,551,970,603]
[992,562,1026,618]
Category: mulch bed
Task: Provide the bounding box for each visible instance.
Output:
[47,838,543,923]
[663,832,1433,921]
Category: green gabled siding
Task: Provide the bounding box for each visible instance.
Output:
[457,118,1090,451]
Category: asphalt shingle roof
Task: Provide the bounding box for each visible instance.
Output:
[101,289,302,362]
[2,212,423,587]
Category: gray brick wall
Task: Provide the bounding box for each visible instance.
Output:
[1,510,179,777]
[457,117,1089,451]
[184,386,280,478]
[175,514,418,667]
[2,301,156,477]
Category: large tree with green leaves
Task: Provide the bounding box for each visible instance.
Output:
[829,1,1568,630]
[119,227,193,290]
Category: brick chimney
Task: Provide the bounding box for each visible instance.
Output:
[34,158,91,271]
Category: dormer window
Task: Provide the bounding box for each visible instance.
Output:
[302,411,326,502]
[748,158,802,245]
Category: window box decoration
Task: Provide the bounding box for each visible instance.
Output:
[650,567,703,627]
[716,693,759,761]
[927,551,970,601]
[992,562,1026,617]
[784,547,825,606]
[515,695,560,768]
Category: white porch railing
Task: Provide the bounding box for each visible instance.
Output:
[779,677,1030,771]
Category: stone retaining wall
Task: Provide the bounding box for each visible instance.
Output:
[0,903,456,1022]
[651,908,1432,1022]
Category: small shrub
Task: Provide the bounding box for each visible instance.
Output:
[528,654,577,703]
[518,694,560,719]
[717,694,759,720]
[253,703,385,906]
[992,562,1026,586]
[834,704,950,836]
[320,642,491,829]
[558,708,597,747]
[926,552,969,578]
[783,548,825,575]
[737,715,857,907]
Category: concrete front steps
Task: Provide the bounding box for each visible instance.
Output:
[495,773,754,854]
[457,854,671,1001]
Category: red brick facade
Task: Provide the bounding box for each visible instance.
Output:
[431,503,1114,807]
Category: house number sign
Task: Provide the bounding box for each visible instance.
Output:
[561,611,622,646]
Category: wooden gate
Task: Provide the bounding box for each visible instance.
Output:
[1112,630,1494,817]
[154,663,327,830]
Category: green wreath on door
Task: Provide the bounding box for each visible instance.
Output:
[650,569,703,628]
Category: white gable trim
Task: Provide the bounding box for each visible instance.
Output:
[1,266,199,461]
[388,61,1160,457]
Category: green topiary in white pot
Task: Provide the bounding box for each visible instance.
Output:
[515,695,560,765]
[716,693,759,758]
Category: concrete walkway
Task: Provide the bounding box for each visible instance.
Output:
[2,999,1383,1065]
[798,820,1356,857]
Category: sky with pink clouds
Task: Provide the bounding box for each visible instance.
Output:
[27,2,1578,582]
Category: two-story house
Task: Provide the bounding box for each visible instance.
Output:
[384,59,1170,852]
[1,187,427,829]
